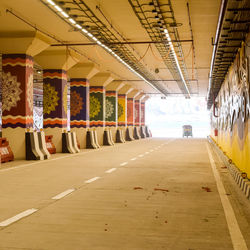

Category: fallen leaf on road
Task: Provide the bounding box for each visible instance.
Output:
[202,186,212,192]
[134,187,143,190]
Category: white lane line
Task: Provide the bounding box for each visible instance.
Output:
[85,177,100,183]
[206,144,248,250]
[138,154,144,157]
[150,149,154,152]
[120,162,128,166]
[0,208,38,227]
[130,157,137,161]
[105,168,117,173]
[52,189,75,200]
[145,152,149,154]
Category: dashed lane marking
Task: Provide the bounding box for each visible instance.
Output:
[206,143,248,250]
[85,177,100,183]
[52,189,75,200]
[120,162,128,166]
[145,152,149,154]
[138,154,144,157]
[131,157,137,161]
[105,168,117,173]
[0,209,38,227]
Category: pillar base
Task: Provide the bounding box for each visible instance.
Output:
[71,127,87,149]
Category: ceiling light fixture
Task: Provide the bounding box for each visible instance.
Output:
[44,0,159,92]
[164,29,190,97]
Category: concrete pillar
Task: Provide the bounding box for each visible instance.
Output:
[117,85,133,140]
[135,93,145,138]
[141,96,150,127]
[0,31,51,159]
[105,81,124,142]
[68,63,99,148]
[35,49,79,152]
[89,73,113,145]
[127,90,141,131]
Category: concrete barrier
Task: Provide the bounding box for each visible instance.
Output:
[133,127,140,140]
[140,126,146,138]
[62,132,78,154]
[26,132,44,160]
[86,130,98,149]
[71,132,80,153]
[109,129,115,145]
[125,127,134,141]
[116,128,125,143]
[37,131,51,159]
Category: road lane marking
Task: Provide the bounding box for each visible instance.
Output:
[145,152,149,154]
[105,168,117,173]
[138,154,144,157]
[85,177,100,183]
[120,162,128,166]
[150,149,154,152]
[52,189,75,200]
[206,143,248,250]
[130,157,137,161]
[0,209,38,227]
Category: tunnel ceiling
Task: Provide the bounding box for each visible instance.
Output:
[0,0,220,97]
[207,0,250,109]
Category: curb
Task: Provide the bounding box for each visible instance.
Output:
[208,137,250,200]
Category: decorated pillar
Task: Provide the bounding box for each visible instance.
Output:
[118,85,133,127]
[68,63,99,148]
[35,49,79,152]
[134,93,145,139]
[105,81,124,141]
[2,54,33,159]
[0,31,51,159]
[127,90,141,127]
[89,73,113,145]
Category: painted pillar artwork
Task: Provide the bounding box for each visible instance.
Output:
[134,100,141,126]
[127,98,134,126]
[43,69,68,129]
[89,86,105,127]
[70,78,89,128]
[118,94,127,126]
[105,91,117,127]
[141,101,145,126]
[2,54,33,129]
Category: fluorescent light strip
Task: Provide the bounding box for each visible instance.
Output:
[164,29,190,96]
[47,4,160,93]
[46,0,55,6]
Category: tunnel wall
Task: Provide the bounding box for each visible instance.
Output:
[210,34,250,178]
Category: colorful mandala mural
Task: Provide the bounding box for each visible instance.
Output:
[118,103,124,119]
[63,85,68,114]
[70,90,83,116]
[43,83,59,115]
[105,99,114,119]
[2,72,22,112]
[27,74,33,111]
[90,95,101,118]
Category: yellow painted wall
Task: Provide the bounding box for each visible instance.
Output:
[210,35,250,178]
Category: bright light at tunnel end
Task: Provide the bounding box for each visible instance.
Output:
[45,0,161,93]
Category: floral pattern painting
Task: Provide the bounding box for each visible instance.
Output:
[2,72,22,112]
[70,90,83,116]
[90,95,101,119]
[105,99,114,119]
[118,103,124,119]
[63,85,68,114]
[27,74,33,111]
[43,83,59,115]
